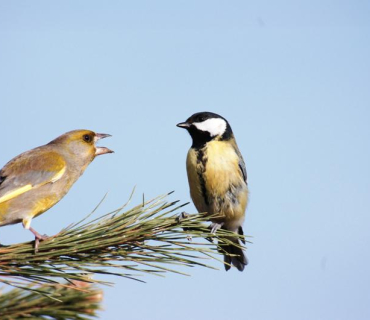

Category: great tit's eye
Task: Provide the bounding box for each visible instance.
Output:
[83,134,93,143]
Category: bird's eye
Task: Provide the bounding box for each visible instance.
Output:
[83,134,93,143]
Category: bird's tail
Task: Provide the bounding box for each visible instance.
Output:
[219,227,248,272]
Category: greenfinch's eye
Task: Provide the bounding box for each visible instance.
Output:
[83,134,93,143]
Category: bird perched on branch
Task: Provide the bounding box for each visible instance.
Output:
[177,112,249,271]
[0,130,113,250]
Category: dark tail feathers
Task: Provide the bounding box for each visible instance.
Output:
[220,227,248,272]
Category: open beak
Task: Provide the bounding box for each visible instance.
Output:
[95,133,112,140]
[176,122,190,129]
[95,133,114,156]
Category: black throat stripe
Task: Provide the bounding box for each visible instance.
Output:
[196,147,209,206]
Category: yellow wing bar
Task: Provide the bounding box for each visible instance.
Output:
[0,184,33,204]
[0,166,66,204]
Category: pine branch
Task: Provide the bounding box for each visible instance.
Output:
[0,281,102,319]
[0,192,248,296]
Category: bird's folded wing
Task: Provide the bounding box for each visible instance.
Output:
[238,158,247,184]
[230,140,247,184]
[0,150,66,204]
[232,147,247,184]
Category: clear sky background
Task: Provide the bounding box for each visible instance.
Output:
[1,1,370,319]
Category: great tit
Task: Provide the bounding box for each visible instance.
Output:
[0,130,113,250]
[177,112,249,271]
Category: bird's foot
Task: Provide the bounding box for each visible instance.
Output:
[177,212,192,241]
[29,227,48,253]
[205,222,224,243]
[177,211,190,222]
[209,222,224,234]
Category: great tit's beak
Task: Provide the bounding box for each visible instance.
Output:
[95,133,114,155]
[177,122,190,129]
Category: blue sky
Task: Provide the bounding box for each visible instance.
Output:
[1,1,370,319]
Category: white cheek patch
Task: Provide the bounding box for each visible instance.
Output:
[193,118,227,137]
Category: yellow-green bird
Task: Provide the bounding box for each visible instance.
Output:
[0,130,113,248]
[177,112,249,271]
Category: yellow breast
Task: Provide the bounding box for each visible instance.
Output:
[204,141,243,194]
[186,140,248,227]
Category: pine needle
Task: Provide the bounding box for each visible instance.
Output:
[0,281,102,319]
[0,193,249,298]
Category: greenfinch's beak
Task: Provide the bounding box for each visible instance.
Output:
[95,133,112,140]
[95,133,114,156]
[177,122,190,129]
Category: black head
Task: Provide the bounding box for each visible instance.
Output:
[177,112,233,148]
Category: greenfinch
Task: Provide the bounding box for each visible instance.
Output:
[0,130,113,249]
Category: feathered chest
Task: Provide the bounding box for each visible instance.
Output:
[186,140,246,212]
